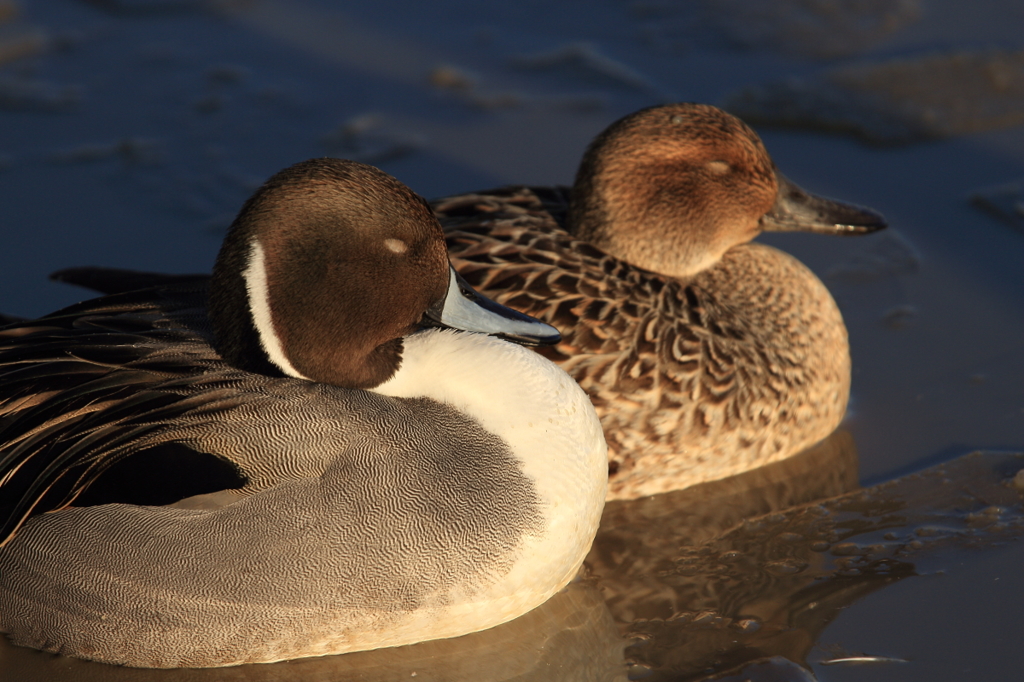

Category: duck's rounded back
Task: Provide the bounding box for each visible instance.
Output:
[438,104,886,499]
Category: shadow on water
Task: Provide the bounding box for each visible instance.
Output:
[3,430,1021,681]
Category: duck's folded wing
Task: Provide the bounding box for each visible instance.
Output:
[439,186,598,357]
[438,185,665,366]
[0,286,249,546]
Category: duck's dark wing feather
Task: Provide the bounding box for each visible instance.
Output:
[0,282,246,545]
[0,281,355,545]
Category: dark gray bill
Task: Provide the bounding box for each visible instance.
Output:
[761,172,887,235]
[422,266,561,346]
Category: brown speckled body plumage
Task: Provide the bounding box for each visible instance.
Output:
[439,185,851,499]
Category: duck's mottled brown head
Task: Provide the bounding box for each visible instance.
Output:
[569,103,885,279]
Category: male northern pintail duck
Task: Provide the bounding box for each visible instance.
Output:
[437,103,886,500]
[0,159,607,668]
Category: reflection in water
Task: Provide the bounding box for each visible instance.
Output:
[591,429,862,624]
[2,430,1021,682]
[591,433,1024,681]
[0,579,627,682]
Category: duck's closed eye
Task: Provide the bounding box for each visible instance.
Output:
[705,160,731,175]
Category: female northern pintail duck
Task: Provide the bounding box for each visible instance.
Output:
[438,103,886,500]
[0,159,607,668]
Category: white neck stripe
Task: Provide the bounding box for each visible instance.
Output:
[243,240,309,380]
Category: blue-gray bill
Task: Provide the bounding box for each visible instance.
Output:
[761,172,887,235]
[422,266,561,346]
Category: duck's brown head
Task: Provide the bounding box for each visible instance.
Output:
[569,103,885,279]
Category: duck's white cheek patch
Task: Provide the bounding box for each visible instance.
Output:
[243,240,310,380]
[384,238,408,254]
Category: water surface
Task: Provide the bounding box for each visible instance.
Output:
[1,0,1022,678]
